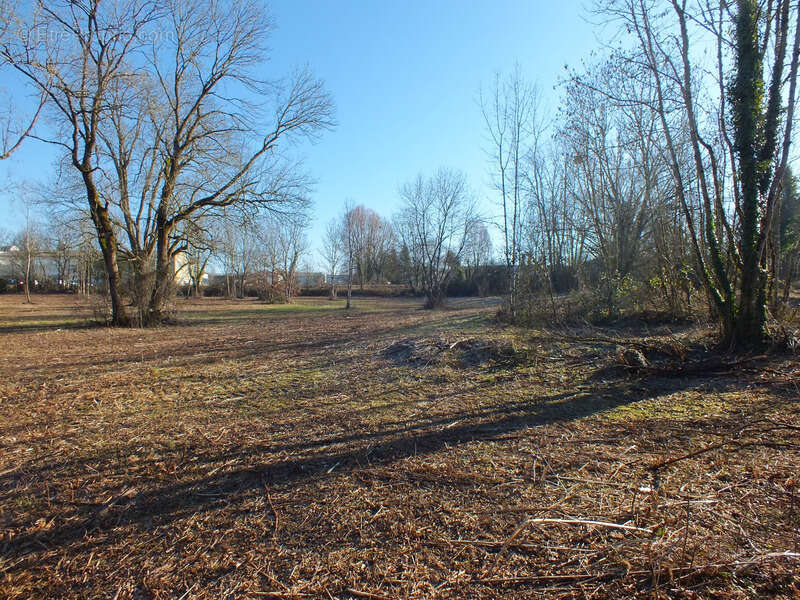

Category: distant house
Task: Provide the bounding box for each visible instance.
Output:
[328,273,350,285]
[172,251,210,286]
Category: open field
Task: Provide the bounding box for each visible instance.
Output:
[1,294,799,599]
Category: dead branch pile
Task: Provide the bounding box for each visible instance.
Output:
[382,336,530,368]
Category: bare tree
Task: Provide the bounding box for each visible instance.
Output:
[563,60,668,316]
[341,200,359,309]
[321,218,342,299]
[481,65,542,316]
[257,212,309,302]
[463,221,493,296]
[526,145,587,296]
[396,169,478,308]
[3,0,333,326]
[276,216,309,302]
[11,198,41,303]
[45,214,80,289]
[345,205,394,287]
[2,0,160,325]
[95,0,334,324]
[0,0,46,160]
[58,210,102,295]
[217,218,258,299]
[177,219,216,298]
[603,0,800,347]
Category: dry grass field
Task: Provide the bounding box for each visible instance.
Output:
[0,294,798,599]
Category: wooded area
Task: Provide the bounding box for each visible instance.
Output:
[2,0,799,349]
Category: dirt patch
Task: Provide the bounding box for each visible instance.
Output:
[383,336,530,368]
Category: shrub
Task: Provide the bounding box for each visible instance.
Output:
[298,284,415,298]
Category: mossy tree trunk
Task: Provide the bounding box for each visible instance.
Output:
[731,0,768,346]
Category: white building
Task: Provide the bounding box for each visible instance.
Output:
[172,251,210,286]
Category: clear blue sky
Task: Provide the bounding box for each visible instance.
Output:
[0,0,598,268]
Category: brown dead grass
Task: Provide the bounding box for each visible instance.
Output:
[0,294,798,599]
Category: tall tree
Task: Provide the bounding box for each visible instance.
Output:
[258,212,309,302]
[564,59,667,315]
[99,0,333,323]
[2,0,159,324]
[481,66,541,316]
[342,201,357,309]
[217,218,259,299]
[3,0,333,326]
[344,205,394,287]
[12,200,41,303]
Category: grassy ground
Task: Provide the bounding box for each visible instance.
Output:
[0,294,798,599]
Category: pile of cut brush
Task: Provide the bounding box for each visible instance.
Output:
[382,336,531,368]
[603,336,775,379]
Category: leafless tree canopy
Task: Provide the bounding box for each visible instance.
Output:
[396,168,478,308]
[473,1,800,345]
[1,0,334,325]
[321,218,342,299]
[481,65,543,316]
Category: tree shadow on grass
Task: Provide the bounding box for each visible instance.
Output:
[2,373,711,561]
[0,318,109,334]
[14,308,491,376]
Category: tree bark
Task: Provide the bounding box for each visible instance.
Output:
[346,248,353,309]
[23,248,31,304]
[85,176,129,326]
[146,208,173,324]
[732,0,769,346]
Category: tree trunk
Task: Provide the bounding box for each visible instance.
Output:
[146,211,173,324]
[87,182,128,326]
[23,249,31,304]
[425,288,444,309]
[346,261,352,309]
[508,264,518,319]
[732,0,769,347]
